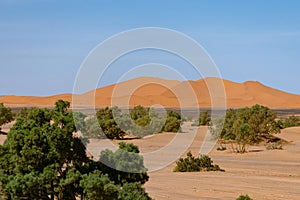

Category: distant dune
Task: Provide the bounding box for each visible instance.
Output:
[1,77,300,109]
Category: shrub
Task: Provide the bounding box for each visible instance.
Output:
[265,141,283,150]
[173,151,224,172]
[130,105,150,121]
[166,110,181,120]
[96,107,125,139]
[128,106,182,135]
[236,194,253,200]
[0,103,14,130]
[118,182,152,200]
[216,146,227,151]
[278,115,300,129]
[163,116,181,132]
[198,111,211,126]
[210,105,280,153]
[84,117,106,139]
[161,110,182,132]
[99,142,149,185]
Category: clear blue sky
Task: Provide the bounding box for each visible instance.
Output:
[1,0,300,96]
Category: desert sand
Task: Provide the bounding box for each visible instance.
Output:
[1,122,299,199]
[85,122,300,200]
[142,125,300,200]
[2,77,300,108]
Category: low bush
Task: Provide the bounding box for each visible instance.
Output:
[236,194,253,200]
[277,115,300,129]
[265,141,283,150]
[173,151,224,172]
[216,146,227,151]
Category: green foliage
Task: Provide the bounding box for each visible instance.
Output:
[96,107,125,139]
[130,105,150,122]
[236,194,253,200]
[79,105,182,139]
[161,110,182,132]
[84,117,106,139]
[99,142,149,185]
[278,115,300,129]
[72,111,87,132]
[197,111,211,126]
[0,103,14,130]
[127,106,182,136]
[162,116,181,132]
[80,170,118,200]
[210,105,280,153]
[0,100,88,199]
[118,182,152,200]
[16,107,31,119]
[166,110,181,120]
[173,151,224,172]
[0,101,152,199]
[119,142,139,153]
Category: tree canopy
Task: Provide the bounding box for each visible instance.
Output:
[0,103,14,131]
[210,105,280,153]
[194,111,211,126]
[0,100,152,200]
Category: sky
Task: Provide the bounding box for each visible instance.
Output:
[0,0,300,96]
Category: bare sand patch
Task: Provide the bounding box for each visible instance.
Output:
[106,124,300,200]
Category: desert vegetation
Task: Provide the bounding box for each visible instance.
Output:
[173,151,224,172]
[80,106,182,139]
[277,115,300,129]
[236,194,253,200]
[0,100,152,199]
[193,111,211,126]
[210,105,281,153]
[0,103,14,131]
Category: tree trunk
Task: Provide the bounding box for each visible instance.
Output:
[51,181,54,200]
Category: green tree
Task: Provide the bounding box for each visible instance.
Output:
[0,101,152,200]
[210,105,280,153]
[197,111,211,126]
[162,110,182,132]
[98,142,149,185]
[96,107,125,139]
[82,117,106,139]
[130,105,149,122]
[118,182,152,200]
[16,107,31,119]
[0,100,88,199]
[80,170,118,200]
[166,110,181,120]
[0,103,14,131]
[282,115,300,128]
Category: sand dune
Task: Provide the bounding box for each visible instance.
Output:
[1,77,300,108]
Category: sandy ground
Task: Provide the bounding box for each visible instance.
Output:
[1,122,299,199]
[81,122,300,200]
[142,125,300,200]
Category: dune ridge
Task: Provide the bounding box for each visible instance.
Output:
[1,77,300,109]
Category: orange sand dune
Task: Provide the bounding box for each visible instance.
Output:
[1,77,300,108]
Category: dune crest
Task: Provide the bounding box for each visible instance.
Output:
[1,77,300,108]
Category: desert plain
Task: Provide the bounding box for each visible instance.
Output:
[1,77,300,199]
[1,120,300,199]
